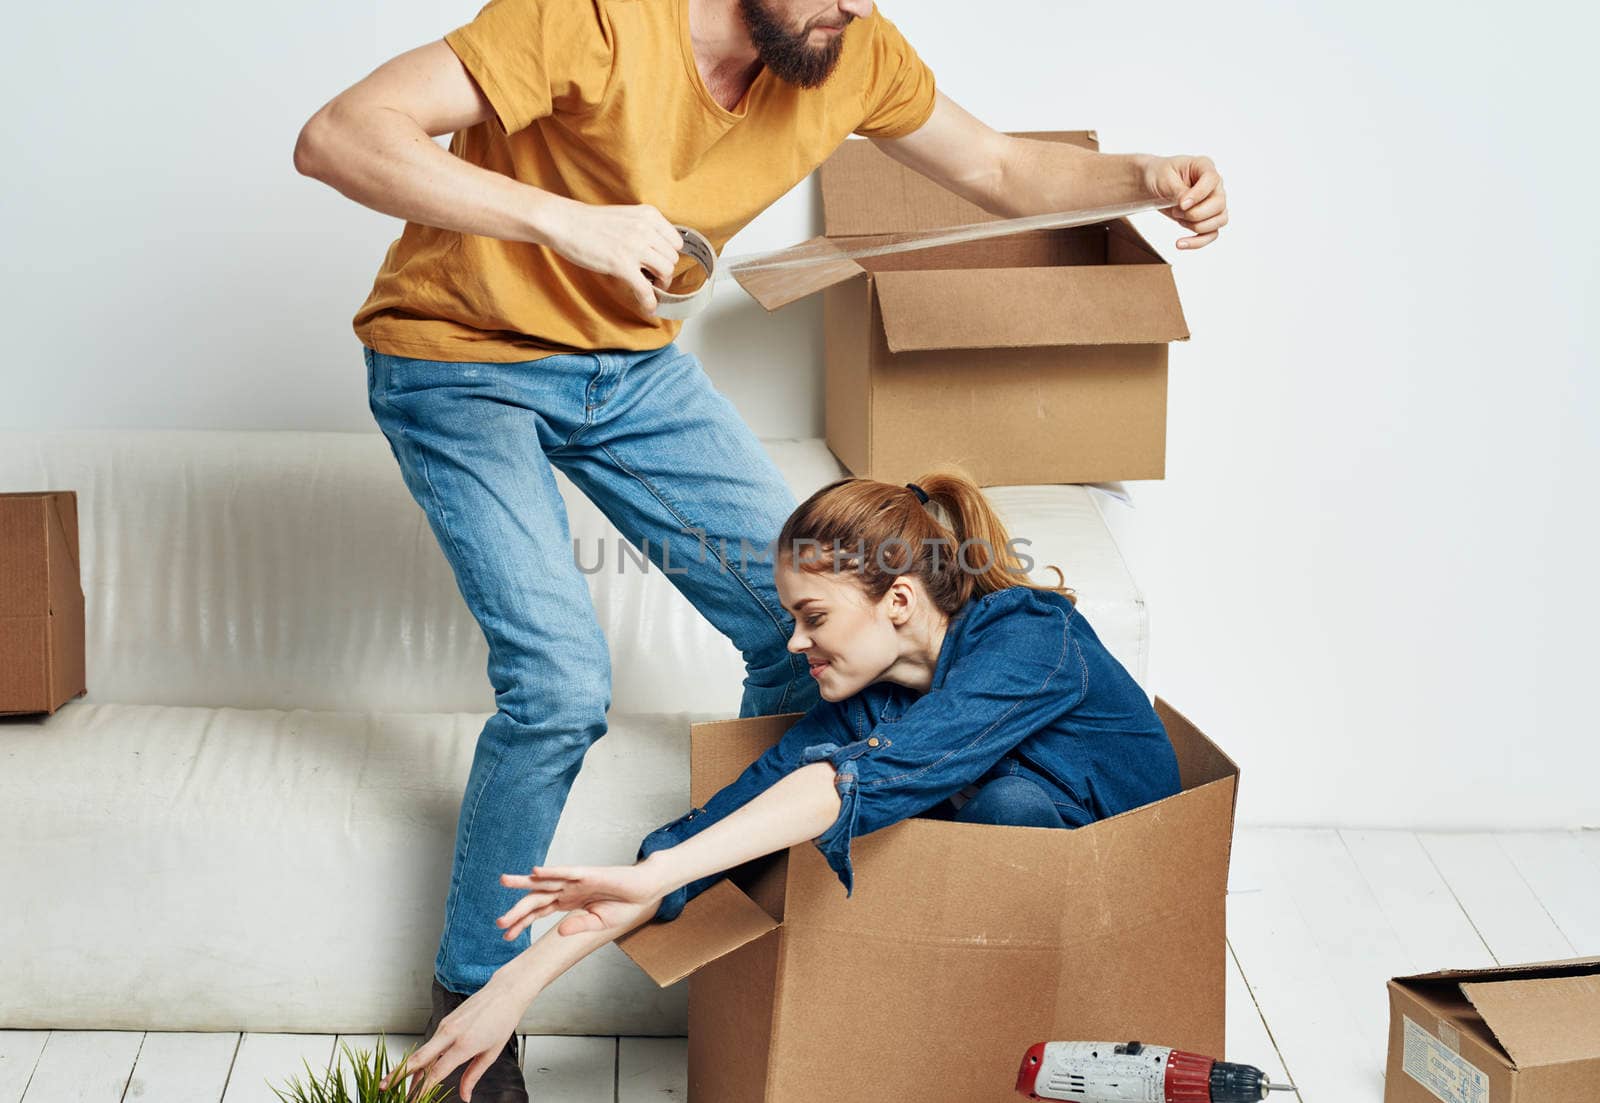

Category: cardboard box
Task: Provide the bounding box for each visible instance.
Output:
[0,490,87,716]
[735,130,1189,487]
[615,697,1238,1103]
[1384,957,1600,1103]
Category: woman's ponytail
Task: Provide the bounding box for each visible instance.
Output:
[914,470,1078,607]
[776,463,1077,615]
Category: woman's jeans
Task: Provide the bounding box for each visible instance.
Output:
[951,774,1069,828]
[920,757,1086,830]
[364,341,821,995]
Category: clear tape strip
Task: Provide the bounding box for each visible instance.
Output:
[652,197,1173,320]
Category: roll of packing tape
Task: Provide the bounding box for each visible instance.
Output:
[652,226,718,320]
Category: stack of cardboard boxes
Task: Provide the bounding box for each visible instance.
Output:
[617,131,1242,1103]
[739,130,1187,486]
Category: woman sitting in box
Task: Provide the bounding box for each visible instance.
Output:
[385,469,1182,1099]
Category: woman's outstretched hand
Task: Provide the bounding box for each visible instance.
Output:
[378,971,524,1102]
[497,860,667,938]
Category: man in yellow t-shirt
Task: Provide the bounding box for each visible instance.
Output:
[295,2,1225,1098]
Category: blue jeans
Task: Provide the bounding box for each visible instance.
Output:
[917,756,1094,830]
[951,775,1068,828]
[363,341,821,995]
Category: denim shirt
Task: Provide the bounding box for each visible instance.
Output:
[634,584,1182,922]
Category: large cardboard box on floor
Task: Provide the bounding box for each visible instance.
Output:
[735,129,1189,487]
[615,697,1238,1103]
[1383,957,1600,1103]
[0,490,86,716]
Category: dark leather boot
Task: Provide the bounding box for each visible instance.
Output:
[408,977,528,1102]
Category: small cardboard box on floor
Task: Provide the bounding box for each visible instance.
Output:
[615,698,1238,1103]
[734,129,1189,488]
[0,490,86,716]
[1384,956,1600,1103]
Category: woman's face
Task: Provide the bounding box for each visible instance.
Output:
[775,558,904,700]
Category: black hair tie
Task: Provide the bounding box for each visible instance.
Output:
[905,482,929,504]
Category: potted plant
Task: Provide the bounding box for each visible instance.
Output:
[269,1035,452,1103]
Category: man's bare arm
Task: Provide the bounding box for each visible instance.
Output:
[292,41,683,312]
[293,40,567,244]
[864,93,1149,217]
[870,91,1228,249]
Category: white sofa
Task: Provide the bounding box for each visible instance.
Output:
[0,429,1149,1036]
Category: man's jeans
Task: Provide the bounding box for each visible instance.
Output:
[363,341,821,995]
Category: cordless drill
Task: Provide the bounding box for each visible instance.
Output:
[1016,1040,1297,1102]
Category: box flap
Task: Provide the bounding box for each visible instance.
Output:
[1153,696,1241,806]
[1393,956,1600,985]
[821,130,1100,237]
[732,236,866,312]
[47,491,83,616]
[614,713,804,986]
[873,262,1189,352]
[1460,974,1600,1067]
[613,878,780,987]
[686,712,800,803]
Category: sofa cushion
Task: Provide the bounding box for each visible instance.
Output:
[0,701,700,1034]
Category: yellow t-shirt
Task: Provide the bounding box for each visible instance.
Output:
[352,0,937,362]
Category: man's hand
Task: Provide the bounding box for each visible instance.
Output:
[543,201,686,319]
[498,861,667,938]
[379,971,525,1102]
[1141,155,1228,250]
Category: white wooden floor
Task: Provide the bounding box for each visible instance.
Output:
[3,828,1596,1103]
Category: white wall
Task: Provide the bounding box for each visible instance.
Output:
[2,1,1595,828]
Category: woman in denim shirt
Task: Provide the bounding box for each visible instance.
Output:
[384,469,1181,1098]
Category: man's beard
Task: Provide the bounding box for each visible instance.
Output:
[736,0,852,88]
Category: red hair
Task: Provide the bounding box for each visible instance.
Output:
[776,464,1077,615]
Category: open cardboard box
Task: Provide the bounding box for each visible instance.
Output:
[0,490,86,716]
[1384,956,1600,1103]
[734,130,1190,487]
[615,697,1238,1103]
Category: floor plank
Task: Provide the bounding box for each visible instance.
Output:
[17,1031,143,1103]
[220,1034,336,1103]
[521,1036,616,1103]
[1339,830,1496,972]
[1257,829,1413,1084]
[1224,943,1298,1098]
[0,1033,49,1103]
[617,1036,686,1101]
[124,1033,239,1101]
[1495,831,1600,955]
[1418,833,1576,965]
[1227,829,1381,1103]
